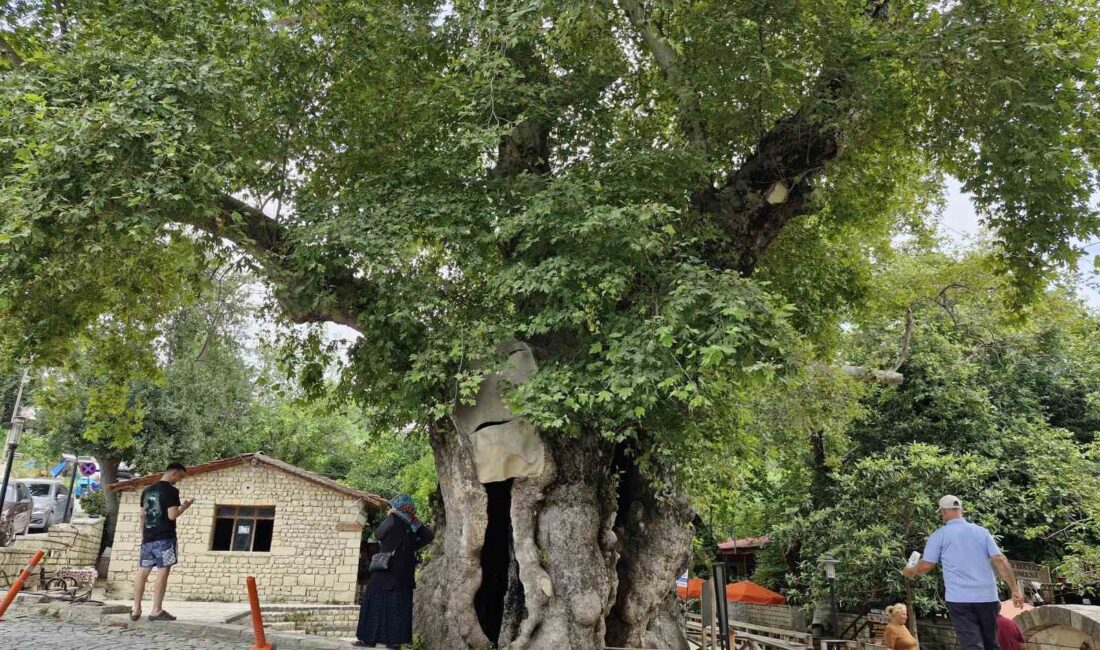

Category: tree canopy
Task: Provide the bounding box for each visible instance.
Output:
[2,1,1098,463]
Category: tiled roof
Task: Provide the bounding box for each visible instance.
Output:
[108,452,389,511]
[717,535,770,551]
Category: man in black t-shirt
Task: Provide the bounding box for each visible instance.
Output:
[131,462,193,622]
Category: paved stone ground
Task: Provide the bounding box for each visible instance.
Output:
[0,610,244,649]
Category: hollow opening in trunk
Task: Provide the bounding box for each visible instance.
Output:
[612,444,637,528]
[475,478,518,646]
[605,442,643,647]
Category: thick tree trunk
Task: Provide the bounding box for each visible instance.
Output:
[99,456,121,553]
[414,344,693,649]
[416,429,693,649]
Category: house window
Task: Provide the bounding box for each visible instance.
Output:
[212,506,275,552]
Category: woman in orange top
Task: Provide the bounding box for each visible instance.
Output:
[883,604,919,650]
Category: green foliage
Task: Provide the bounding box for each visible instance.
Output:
[27,269,438,510]
[777,443,998,612]
[1,0,1096,487]
[10,432,52,478]
[34,274,256,468]
[80,489,105,517]
[3,7,1100,622]
[752,251,1100,605]
[346,431,437,517]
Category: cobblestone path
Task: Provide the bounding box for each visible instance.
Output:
[0,610,244,649]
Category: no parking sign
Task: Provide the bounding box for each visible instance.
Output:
[79,461,97,477]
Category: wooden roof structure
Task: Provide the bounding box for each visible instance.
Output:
[717,536,770,553]
[108,452,389,511]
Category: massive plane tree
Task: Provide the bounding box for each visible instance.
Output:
[2,1,1098,648]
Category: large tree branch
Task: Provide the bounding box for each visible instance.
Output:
[489,42,552,180]
[612,0,846,273]
[213,194,293,265]
[693,104,844,274]
[5,38,366,332]
[617,0,707,155]
[693,2,896,274]
[614,2,890,275]
[0,34,26,67]
[180,194,368,330]
[616,0,708,153]
[491,118,550,179]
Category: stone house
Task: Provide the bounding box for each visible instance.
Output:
[108,453,387,604]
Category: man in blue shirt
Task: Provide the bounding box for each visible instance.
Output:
[902,495,1025,650]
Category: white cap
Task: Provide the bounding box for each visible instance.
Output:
[938,495,963,511]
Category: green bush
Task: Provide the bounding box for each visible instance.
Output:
[80,490,104,517]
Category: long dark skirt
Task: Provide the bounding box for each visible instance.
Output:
[356,587,414,646]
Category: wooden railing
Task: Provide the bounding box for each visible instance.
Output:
[686,613,815,650]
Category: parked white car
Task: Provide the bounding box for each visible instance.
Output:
[24,479,70,531]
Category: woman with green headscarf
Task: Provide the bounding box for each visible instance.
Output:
[354,495,434,648]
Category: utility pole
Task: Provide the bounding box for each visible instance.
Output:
[0,368,30,515]
[64,460,79,523]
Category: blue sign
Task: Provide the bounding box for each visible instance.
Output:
[49,460,69,478]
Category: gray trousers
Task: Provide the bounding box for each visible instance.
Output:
[947,601,1002,650]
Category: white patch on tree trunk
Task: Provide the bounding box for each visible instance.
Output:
[451,342,547,483]
[765,180,789,204]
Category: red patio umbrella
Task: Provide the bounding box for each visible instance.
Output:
[677,577,704,600]
[725,580,786,605]
[676,578,786,605]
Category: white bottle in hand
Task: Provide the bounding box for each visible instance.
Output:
[906,551,921,569]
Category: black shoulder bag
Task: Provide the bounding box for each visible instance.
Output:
[368,546,395,572]
[369,524,413,572]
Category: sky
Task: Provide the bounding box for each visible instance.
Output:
[941,178,1100,309]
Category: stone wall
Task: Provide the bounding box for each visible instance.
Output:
[0,518,104,581]
[107,462,368,604]
[227,605,359,638]
[728,602,807,631]
[1018,604,1100,650]
[836,611,957,650]
[0,546,36,581]
[913,618,959,650]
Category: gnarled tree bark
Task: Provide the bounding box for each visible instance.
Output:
[417,426,694,649]
[415,345,693,649]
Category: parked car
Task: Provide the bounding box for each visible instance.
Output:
[23,478,70,531]
[0,480,33,546]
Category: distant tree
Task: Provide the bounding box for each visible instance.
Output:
[756,253,1100,608]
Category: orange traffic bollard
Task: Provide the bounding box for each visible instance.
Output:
[0,550,45,621]
[246,576,272,650]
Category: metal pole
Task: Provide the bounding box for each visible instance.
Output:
[64,460,78,523]
[0,368,29,513]
[0,549,44,621]
[246,576,272,650]
[8,369,28,425]
[713,562,731,650]
[0,445,14,535]
[828,577,840,638]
